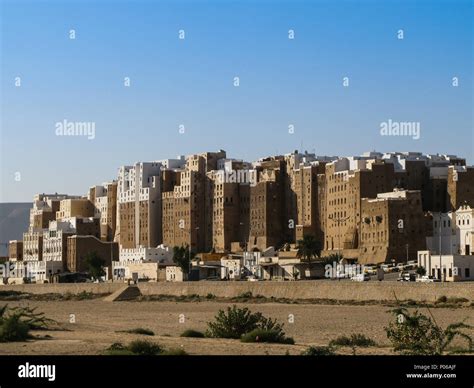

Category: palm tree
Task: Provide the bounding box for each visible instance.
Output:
[296,235,322,270]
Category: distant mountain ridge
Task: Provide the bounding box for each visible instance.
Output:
[0,203,32,257]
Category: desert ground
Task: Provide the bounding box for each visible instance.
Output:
[1,299,473,355]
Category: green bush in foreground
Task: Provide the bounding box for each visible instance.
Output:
[241,329,294,344]
[206,305,263,339]
[0,314,30,342]
[385,307,473,355]
[206,305,292,343]
[0,305,55,342]
[180,329,205,338]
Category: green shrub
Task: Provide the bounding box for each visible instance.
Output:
[104,342,135,355]
[206,293,216,300]
[436,295,448,303]
[120,328,154,336]
[385,307,473,355]
[258,316,284,333]
[128,340,163,355]
[237,291,253,299]
[0,305,54,342]
[108,342,126,350]
[301,346,335,356]
[206,305,290,342]
[241,328,294,344]
[206,305,262,339]
[180,329,205,338]
[75,291,95,300]
[329,334,376,348]
[0,314,30,342]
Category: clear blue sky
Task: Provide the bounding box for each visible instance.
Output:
[1,0,473,202]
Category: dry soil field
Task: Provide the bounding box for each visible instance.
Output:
[1,299,473,355]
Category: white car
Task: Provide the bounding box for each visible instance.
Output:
[351,273,370,282]
[415,275,440,283]
[364,266,377,275]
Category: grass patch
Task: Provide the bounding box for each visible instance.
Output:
[241,329,294,344]
[118,328,155,336]
[161,348,188,355]
[104,341,187,356]
[0,291,30,300]
[301,346,336,356]
[329,334,377,348]
[128,340,162,355]
[435,296,469,307]
[180,329,205,338]
[0,291,110,301]
[104,342,135,355]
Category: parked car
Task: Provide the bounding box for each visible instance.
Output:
[415,275,440,283]
[351,273,370,282]
[364,266,377,275]
[397,272,416,282]
[247,276,260,282]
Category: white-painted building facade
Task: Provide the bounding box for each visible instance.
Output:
[456,204,473,256]
[417,251,474,281]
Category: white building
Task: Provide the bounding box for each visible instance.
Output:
[425,206,474,257]
[221,257,243,280]
[42,220,75,263]
[221,252,262,280]
[417,251,474,281]
[113,245,173,282]
[455,204,473,255]
[156,156,186,170]
[166,265,186,282]
[119,244,172,264]
[427,212,457,255]
[22,231,43,262]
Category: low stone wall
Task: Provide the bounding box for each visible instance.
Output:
[138,281,474,302]
[0,283,124,295]
[2,281,473,302]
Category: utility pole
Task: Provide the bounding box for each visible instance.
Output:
[439,214,442,282]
